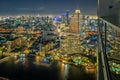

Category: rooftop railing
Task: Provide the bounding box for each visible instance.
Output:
[97,17,120,80]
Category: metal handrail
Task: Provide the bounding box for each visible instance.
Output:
[99,18,120,32]
[97,18,113,80]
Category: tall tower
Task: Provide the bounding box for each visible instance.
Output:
[61,10,69,26]
[69,9,82,33]
[66,10,69,26]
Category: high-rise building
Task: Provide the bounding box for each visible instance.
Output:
[61,10,69,26]
[69,9,82,33]
[66,10,69,26]
[98,0,120,26]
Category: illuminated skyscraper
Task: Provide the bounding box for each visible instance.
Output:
[61,10,69,26]
[69,9,82,33]
[66,10,69,26]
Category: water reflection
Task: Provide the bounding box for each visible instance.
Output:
[35,56,40,63]
[59,63,69,80]
[0,56,96,80]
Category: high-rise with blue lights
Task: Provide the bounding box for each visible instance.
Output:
[66,10,69,26]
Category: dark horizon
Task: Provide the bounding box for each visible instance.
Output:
[0,0,97,16]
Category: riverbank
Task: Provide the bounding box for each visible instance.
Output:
[0,53,19,64]
[51,58,96,69]
[0,56,10,63]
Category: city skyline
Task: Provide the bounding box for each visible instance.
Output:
[0,0,97,16]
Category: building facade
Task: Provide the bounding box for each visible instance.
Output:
[98,0,120,26]
[69,10,82,33]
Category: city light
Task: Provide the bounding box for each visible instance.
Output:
[0,0,120,80]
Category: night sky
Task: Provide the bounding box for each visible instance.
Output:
[0,0,97,15]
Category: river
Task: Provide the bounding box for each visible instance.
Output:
[0,56,96,80]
